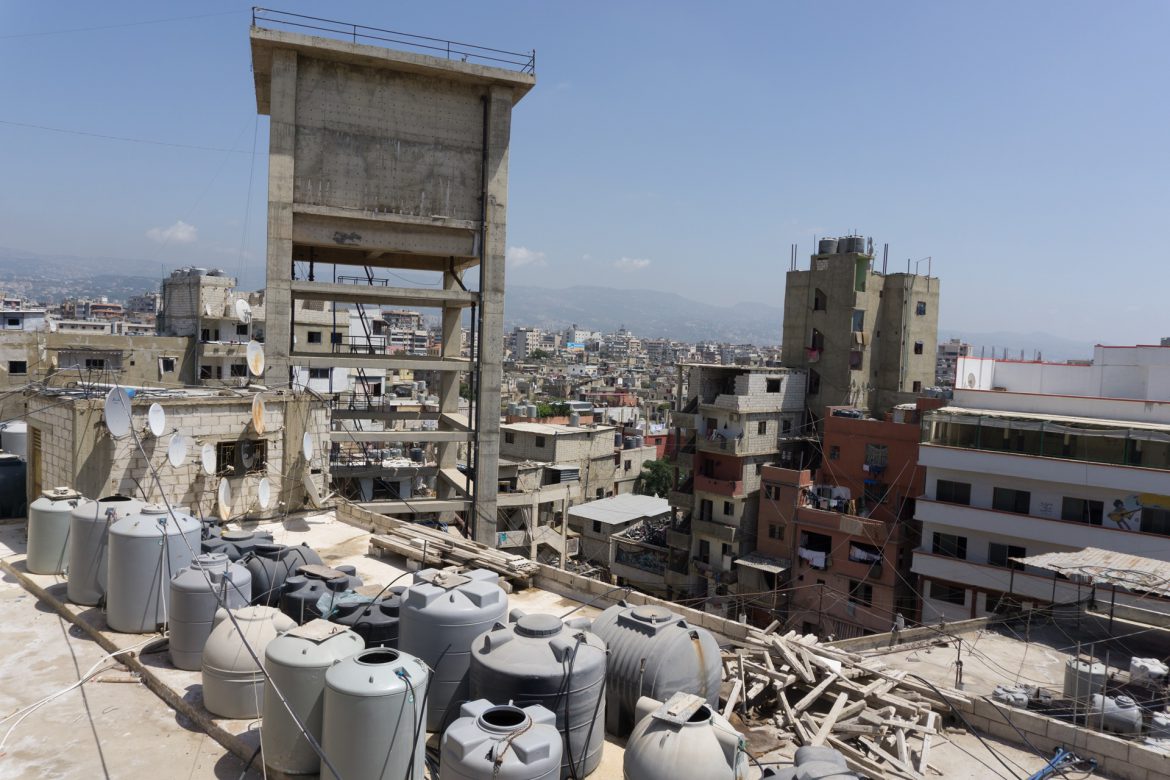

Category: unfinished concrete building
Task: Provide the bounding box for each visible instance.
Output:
[249,15,534,542]
[781,236,940,419]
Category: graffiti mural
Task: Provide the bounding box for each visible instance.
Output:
[1105,494,1170,532]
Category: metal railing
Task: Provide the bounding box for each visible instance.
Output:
[252,8,536,74]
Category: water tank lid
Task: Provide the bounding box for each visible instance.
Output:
[193,552,230,569]
[43,486,82,500]
[266,619,363,669]
[327,648,417,696]
[141,504,169,515]
[514,613,563,638]
[222,530,254,542]
[630,605,675,624]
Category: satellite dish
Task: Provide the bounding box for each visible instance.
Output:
[147,403,167,437]
[201,443,217,475]
[203,303,213,317]
[246,341,265,376]
[103,388,133,438]
[251,395,266,434]
[167,435,188,468]
[235,299,253,324]
[257,477,272,510]
[217,479,232,521]
[302,432,314,461]
[966,372,977,389]
[302,472,323,509]
[241,440,257,470]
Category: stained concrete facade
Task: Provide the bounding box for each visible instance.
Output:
[250,25,534,543]
[782,241,940,418]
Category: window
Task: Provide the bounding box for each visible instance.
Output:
[766,378,781,393]
[7,361,26,375]
[592,521,602,534]
[865,444,888,467]
[199,365,213,380]
[230,363,248,378]
[764,484,777,500]
[6,318,18,328]
[755,462,763,475]
[758,421,767,436]
[768,523,783,540]
[810,328,824,351]
[935,479,971,505]
[1062,497,1103,525]
[932,532,967,559]
[698,539,711,564]
[535,436,546,448]
[916,301,927,316]
[201,328,211,341]
[331,332,343,345]
[813,289,826,311]
[308,367,329,379]
[307,331,322,344]
[723,501,733,516]
[215,439,268,476]
[930,581,965,605]
[159,357,176,374]
[596,488,604,499]
[808,369,820,395]
[236,324,249,336]
[1141,507,1170,536]
[864,481,885,507]
[851,309,865,332]
[988,543,1026,570]
[849,350,863,370]
[782,419,792,434]
[829,445,840,460]
[912,381,923,393]
[849,542,882,566]
[504,432,515,444]
[85,358,106,370]
[848,580,873,607]
[993,487,1031,514]
[913,341,924,355]
[624,459,631,472]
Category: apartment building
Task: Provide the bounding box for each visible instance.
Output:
[500,420,655,501]
[936,338,970,387]
[781,235,940,418]
[913,345,1170,623]
[666,364,807,600]
[510,326,544,361]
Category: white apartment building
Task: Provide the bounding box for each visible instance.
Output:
[509,326,543,361]
[913,345,1170,623]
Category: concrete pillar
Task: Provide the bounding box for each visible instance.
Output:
[472,85,514,545]
[262,48,296,388]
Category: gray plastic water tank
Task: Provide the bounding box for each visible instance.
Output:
[169,553,252,670]
[27,487,89,574]
[1064,657,1107,704]
[322,648,429,780]
[590,601,721,736]
[399,568,508,732]
[262,620,364,776]
[244,543,324,606]
[763,745,857,779]
[623,693,750,780]
[440,700,563,780]
[818,238,839,255]
[67,495,146,605]
[1089,693,1143,735]
[202,606,296,719]
[470,612,606,778]
[106,505,201,633]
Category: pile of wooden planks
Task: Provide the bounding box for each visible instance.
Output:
[368,525,541,585]
[722,626,971,779]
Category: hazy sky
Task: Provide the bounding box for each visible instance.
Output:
[0,1,1166,344]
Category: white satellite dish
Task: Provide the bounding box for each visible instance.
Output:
[235,299,253,324]
[201,443,217,475]
[251,395,266,434]
[147,403,167,437]
[302,472,323,509]
[302,432,314,461]
[257,477,272,510]
[966,372,977,389]
[217,479,232,521]
[246,341,265,377]
[203,303,213,317]
[103,388,133,438]
[167,435,188,468]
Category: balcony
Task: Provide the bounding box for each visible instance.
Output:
[691,517,739,544]
[666,528,691,550]
[670,408,697,429]
[667,477,694,511]
[694,474,745,497]
[676,450,693,470]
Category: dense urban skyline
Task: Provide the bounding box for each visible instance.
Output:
[0,1,1166,346]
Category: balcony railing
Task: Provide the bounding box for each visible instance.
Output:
[694,474,744,497]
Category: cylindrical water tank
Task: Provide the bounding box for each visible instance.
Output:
[208,529,273,561]
[106,505,201,633]
[27,487,88,574]
[614,432,623,447]
[569,412,581,427]
[1,421,27,460]
[202,606,296,719]
[508,403,519,416]
[1130,657,1168,685]
[331,589,403,648]
[817,238,839,256]
[322,648,429,780]
[0,454,25,519]
[623,694,750,780]
[409,447,425,463]
[526,404,538,419]
[262,620,365,776]
[281,573,349,625]
[399,568,508,732]
[635,436,645,448]
[245,543,323,606]
[470,612,607,778]
[67,495,146,605]
[169,552,252,670]
[991,685,1030,708]
[763,745,857,780]
[590,602,721,736]
[623,437,635,450]
[1149,711,1170,740]
[1063,657,1108,704]
[440,700,563,780]
[1088,694,1143,735]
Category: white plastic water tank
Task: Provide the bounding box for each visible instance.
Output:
[1,421,27,460]
[1130,657,1168,685]
[202,606,296,719]
[26,487,88,575]
[106,505,201,633]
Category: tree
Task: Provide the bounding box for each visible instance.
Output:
[634,459,674,498]
[529,348,551,361]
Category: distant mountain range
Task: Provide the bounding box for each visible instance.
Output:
[0,246,165,303]
[938,329,1095,362]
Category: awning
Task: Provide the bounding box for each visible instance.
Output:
[735,554,789,575]
[1011,547,1170,598]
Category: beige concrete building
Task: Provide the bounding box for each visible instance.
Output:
[782,236,940,418]
[25,388,329,519]
[249,20,534,542]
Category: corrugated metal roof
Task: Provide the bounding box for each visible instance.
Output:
[568,493,671,525]
[734,553,789,574]
[1012,547,1170,597]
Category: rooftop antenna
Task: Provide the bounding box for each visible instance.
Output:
[882,243,888,274]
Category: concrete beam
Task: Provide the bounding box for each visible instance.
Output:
[292,210,477,259]
[359,499,471,515]
[290,280,476,308]
[334,429,471,443]
[289,352,469,372]
[291,245,480,273]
